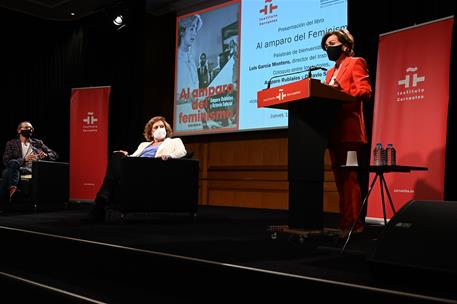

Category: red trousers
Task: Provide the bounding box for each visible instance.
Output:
[328,143,365,232]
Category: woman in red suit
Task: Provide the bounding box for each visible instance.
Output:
[321,29,372,235]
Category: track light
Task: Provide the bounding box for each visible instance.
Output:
[105,1,128,31]
[113,15,124,26]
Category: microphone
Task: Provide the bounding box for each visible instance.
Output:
[306,66,327,78]
[266,66,327,89]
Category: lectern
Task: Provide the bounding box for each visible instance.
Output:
[257,78,354,229]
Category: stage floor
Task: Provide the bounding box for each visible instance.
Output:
[0,204,455,303]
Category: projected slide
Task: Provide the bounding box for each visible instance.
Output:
[173,0,347,135]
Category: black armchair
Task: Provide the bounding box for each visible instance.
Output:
[4,160,69,211]
[115,157,199,217]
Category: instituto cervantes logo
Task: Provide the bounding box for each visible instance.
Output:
[396,67,425,102]
[82,112,98,132]
[259,0,278,26]
[276,88,286,101]
[259,0,278,15]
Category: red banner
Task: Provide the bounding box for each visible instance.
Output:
[69,86,110,202]
[368,17,454,223]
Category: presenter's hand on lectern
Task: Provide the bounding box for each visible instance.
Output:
[331,79,342,90]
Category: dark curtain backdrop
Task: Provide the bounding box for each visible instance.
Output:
[0,0,145,165]
[0,0,455,198]
[144,12,176,123]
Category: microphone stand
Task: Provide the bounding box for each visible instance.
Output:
[307,69,313,79]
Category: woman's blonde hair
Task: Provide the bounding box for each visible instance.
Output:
[143,116,173,141]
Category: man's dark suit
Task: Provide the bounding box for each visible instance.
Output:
[197,65,209,88]
[2,138,58,167]
[1,138,58,202]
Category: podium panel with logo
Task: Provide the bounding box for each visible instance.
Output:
[258,78,354,229]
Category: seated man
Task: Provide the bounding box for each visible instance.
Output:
[90,116,187,222]
[0,121,58,204]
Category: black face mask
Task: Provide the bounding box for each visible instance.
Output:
[326,44,343,61]
[20,129,32,138]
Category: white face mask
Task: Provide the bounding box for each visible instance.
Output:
[153,127,166,140]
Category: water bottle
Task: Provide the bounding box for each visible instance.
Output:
[381,147,387,166]
[386,144,396,166]
[373,143,383,166]
[391,146,396,166]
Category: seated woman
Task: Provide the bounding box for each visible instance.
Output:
[90,116,186,221]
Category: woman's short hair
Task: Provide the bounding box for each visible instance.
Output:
[321,28,355,56]
[143,116,173,141]
[178,14,203,46]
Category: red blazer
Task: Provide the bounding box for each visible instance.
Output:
[325,56,372,143]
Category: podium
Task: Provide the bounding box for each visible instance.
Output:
[257,78,354,229]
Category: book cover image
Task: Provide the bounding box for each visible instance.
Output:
[174,1,240,135]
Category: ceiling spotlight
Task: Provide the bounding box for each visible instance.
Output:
[113,15,124,26]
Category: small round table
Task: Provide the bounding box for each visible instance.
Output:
[341,165,428,253]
